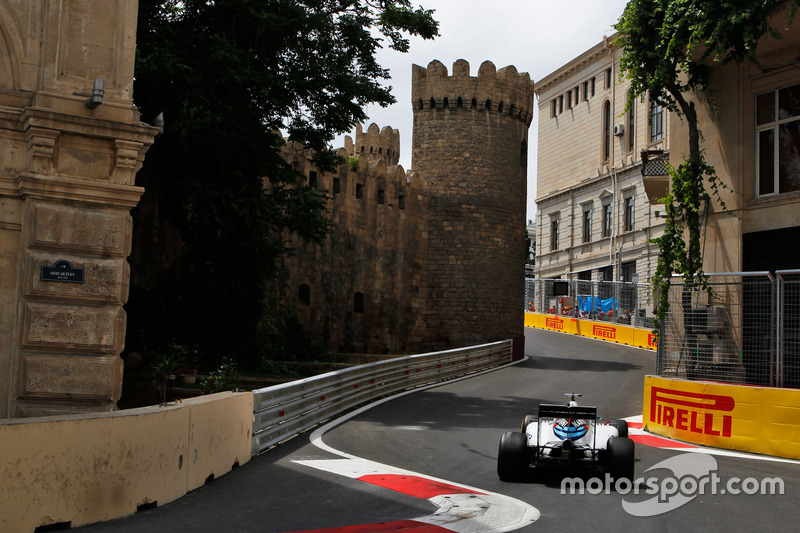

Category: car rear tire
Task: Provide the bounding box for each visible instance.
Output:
[606,436,635,483]
[497,431,528,481]
[610,419,629,438]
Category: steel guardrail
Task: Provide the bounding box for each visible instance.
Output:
[251,340,513,455]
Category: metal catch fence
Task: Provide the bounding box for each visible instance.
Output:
[525,278,656,330]
[657,271,800,389]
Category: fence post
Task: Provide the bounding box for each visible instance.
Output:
[773,275,780,387]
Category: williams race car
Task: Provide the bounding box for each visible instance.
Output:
[497,393,634,482]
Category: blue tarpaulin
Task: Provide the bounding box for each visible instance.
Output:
[576,295,618,313]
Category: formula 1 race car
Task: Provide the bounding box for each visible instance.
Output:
[497,393,634,482]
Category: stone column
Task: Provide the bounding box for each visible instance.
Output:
[0,1,156,417]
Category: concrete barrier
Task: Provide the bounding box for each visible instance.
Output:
[0,392,253,532]
[525,311,657,350]
[643,375,800,460]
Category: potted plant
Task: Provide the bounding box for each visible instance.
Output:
[150,349,183,405]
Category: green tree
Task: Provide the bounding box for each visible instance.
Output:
[127,0,438,369]
[614,0,799,329]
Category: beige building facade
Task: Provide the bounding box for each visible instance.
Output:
[679,6,800,273]
[534,37,668,290]
[0,1,155,418]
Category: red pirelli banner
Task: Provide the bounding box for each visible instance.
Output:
[643,376,800,459]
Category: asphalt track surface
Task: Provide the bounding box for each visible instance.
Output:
[78,328,800,532]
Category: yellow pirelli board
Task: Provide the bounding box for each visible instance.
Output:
[643,376,800,460]
[524,312,657,351]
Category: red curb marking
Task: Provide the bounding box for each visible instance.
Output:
[287,520,451,532]
[358,474,484,499]
[627,421,643,429]
[630,434,696,448]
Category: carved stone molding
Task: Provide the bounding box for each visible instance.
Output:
[25,127,59,175]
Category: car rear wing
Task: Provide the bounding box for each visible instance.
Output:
[537,404,597,420]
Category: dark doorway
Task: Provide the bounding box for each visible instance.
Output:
[743,226,800,272]
[743,226,800,387]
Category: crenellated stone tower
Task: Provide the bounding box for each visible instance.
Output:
[345,123,401,166]
[411,59,534,352]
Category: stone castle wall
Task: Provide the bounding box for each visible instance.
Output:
[280,125,429,354]
[0,1,156,417]
[282,60,533,354]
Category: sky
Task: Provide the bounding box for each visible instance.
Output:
[332,0,631,222]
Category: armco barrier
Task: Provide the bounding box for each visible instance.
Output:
[524,312,657,351]
[643,375,800,460]
[0,392,252,532]
[252,340,513,455]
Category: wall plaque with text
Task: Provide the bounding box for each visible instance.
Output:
[40,260,85,283]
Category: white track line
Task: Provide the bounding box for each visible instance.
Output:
[292,358,541,532]
[625,415,800,464]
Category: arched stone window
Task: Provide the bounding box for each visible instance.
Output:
[299,284,310,306]
[602,100,612,161]
[626,90,636,153]
[353,292,365,314]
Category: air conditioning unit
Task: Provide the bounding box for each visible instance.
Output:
[613,124,625,136]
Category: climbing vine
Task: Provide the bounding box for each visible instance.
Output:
[650,152,721,330]
[614,0,800,332]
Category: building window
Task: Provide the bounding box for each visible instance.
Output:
[355,183,364,199]
[308,171,318,189]
[577,270,592,296]
[605,68,613,89]
[591,77,596,97]
[551,99,557,118]
[599,265,614,299]
[650,98,664,142]
[550,219,559,251]
[559,95,564,114]
[627,94,635,153]
[603,203,612,237]
[567,91,572,109]
[353,292,365,314]
[603,100,612,161]
[621,261,637,283]
[398,194,406,210]
[299,284,311,306]
[756,83,800,196]
[377,188,385,204]
[624,196,634,232]
[582,208,592,243]
[583,81,589,101]
[333,177,341,194]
